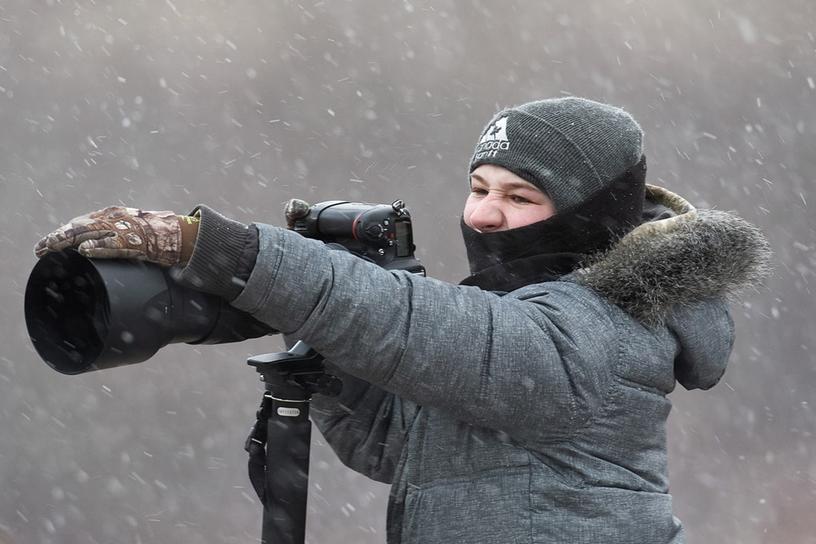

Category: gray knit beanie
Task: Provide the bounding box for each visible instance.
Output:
[470,97,644,213]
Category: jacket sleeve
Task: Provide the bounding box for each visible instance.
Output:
[308,359,419,483]
[225,223,617,444]
[281,335,419,484]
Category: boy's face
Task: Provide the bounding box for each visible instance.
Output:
[463,164,556,233]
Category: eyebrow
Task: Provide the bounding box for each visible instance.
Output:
[469,173,539,192]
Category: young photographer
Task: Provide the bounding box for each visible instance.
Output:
[35,97,771,543]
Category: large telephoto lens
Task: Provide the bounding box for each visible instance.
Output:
[25,250,274,375]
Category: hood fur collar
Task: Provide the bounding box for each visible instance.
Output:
[571,184,773,327]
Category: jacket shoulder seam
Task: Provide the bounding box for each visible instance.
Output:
[562,287,622,443]
[524,282,619,444]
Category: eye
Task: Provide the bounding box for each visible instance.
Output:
[510,195,531,204]
[470,187,488,195]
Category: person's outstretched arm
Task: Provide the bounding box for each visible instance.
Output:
[178,206,615,445]
[32,204,615,447]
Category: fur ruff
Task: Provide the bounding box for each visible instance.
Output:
[573,184,774,327]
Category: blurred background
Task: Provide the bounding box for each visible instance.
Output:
[1,0,814,542]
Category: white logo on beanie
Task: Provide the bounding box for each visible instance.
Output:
[479,116,509,144]
[475,116,510,160]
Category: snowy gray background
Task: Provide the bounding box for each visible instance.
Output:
[1,0,814,542]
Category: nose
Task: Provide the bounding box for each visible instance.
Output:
[467,195,504,232]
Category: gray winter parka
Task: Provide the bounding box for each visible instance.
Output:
[179,184,771,543]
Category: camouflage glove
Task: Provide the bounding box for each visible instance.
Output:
[34,206,200,267]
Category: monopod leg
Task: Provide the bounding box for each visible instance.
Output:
[261,394,312,544]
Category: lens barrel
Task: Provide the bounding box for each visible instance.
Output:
[25,250,273,374]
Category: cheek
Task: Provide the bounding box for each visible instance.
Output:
[507,204,555,229]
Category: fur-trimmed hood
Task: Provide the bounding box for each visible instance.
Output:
[571,184,773,389]
[573,184,773,326]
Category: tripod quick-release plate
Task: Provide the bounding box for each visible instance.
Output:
[247,341,342,399]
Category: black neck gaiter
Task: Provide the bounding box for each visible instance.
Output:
[460,156,647,293]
